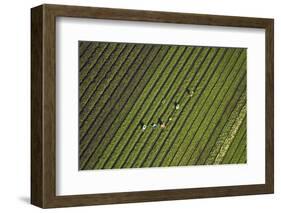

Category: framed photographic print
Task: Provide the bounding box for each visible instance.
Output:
[31,4,274,208]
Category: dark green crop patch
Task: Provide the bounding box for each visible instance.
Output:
[78,41,247,170]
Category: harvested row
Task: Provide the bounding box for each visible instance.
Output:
[204,85,246,164]
[220,118,246,164]
[194,57,246,165]
[210,96,247,164]
[152,48,234,167]
[213,99,247,164]
[180,52,247,166]
[190,91,246,165]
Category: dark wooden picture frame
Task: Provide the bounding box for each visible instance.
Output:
[31,4,274,208]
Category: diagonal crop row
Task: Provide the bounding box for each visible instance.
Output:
[80,45,160,169]
[220,118,246,164]
[79,43,109,83]
[229,132,247,164]
[184,78,246,166]
[237,145,247,163]
[83,46,170,169]
[102,46,197,169]
[176,52,247,166]
[79,45,177,161]
[104,46,196,169]
[188,90,246,166]
[80,43,119,99]
[159,48,232,167]
[115,47,209,169]
[79,41,92,58]
[92,46,185,169]
[144,48,233,168]
[79,44,145,151]
[151,48,233,167]
[79,44,139,139]
[204,91,247,165]
[133,48,222,168]
[213,101,247,164]
[195,84,246,166]
[79,43,128,120]
[79,42,98,70]
[193,58,246,165]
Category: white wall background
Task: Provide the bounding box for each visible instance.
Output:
[0,0,279,212]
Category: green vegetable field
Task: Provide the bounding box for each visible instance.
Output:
[79,41,247,170]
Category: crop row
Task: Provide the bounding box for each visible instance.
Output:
[100,47,209,169]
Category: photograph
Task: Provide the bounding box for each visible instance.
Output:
[79,42,247,170]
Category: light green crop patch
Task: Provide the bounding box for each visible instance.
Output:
[78,41,247,170]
